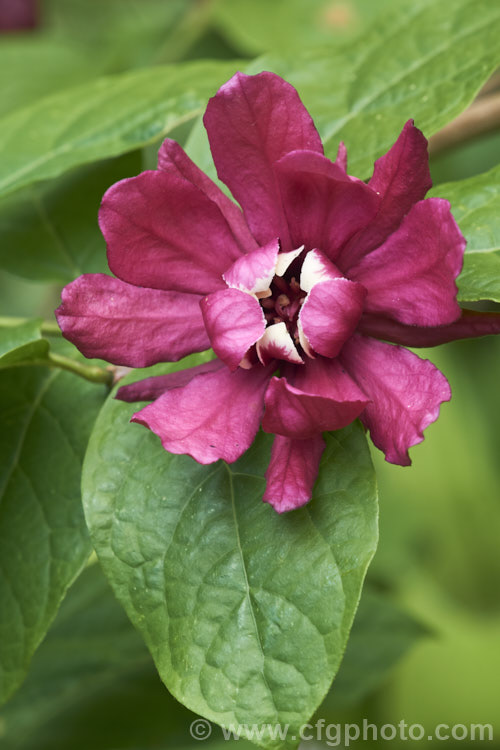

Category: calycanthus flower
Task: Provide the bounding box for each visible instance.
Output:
[0,0,38,31]
[56,72,500,513]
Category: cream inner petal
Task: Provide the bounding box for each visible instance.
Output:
[275,245,304,277]
[256,322,304,366]
[300,248,342,293]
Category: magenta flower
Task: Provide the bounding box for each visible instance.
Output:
[56,72,500,513]
[0,0,38,31]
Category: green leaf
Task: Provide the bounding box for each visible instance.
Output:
[0,368,107,704]
[0,39,104,119]
[321,587,427,712]
[429,164,500,303]
[0,60,240,200]
[0,1,199,118]
[186,0,500,190]
[248,0,500,178]
[1,0,497,199]
[44,0,195,69]
[82,386,378,750]
[0,152,142,283]
[0,321,48,368]
[457,252,500,304]
[0,563,198,750]
[213,0,399,55]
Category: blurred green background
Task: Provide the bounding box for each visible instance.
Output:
[0,1,499,748]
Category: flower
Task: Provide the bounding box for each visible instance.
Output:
[0,0,38,31]
[56,71,500,513]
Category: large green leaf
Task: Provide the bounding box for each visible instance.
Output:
[429,164,500,303]
[44,0,194,69]
[0,570,423,748]
[1,0,498,199]
[213,0,400,55]
[0,575,426,750]
[0,59,239,199]
[0,368,107,704]
[0,320,48,368]
[0,1,198,118]
[0,39,103,120]
[186,0,500,189]
[248,0,500,178]
[0,152,141,283]
[82,385,378,750]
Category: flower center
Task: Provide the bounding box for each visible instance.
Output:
[261,273,306,344]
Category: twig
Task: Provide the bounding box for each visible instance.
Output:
[0,316,61,336]
[28,351,114,386]
[429,91,500,156]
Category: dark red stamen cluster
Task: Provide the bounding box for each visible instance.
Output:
[260,265,306,339]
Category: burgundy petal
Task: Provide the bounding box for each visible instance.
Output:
[55,274,209,367]
[132,364,273,464]
[275,150,379,260]
[116,360,223,403]
[299,277,366,358]
[157,138,257,253]
[223,238,279,294]
[348,198,464,326]
[99,170,245,296]
[262,358,368,439]
[339,120,432,268]
[200,288,266,371]
[263,434,325,513]
[359,309,500,347]
[204,71,323,250]
[341,334,451,466]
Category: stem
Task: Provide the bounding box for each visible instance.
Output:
[32,352,114,386]
[0,316,61,336]
[1,316,113,385]
[41,321,61,336]
[429,91,500,156]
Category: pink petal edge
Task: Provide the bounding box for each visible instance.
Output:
[132,364,273,464]
[204,71,323,250]
[55,273,209,367]
[341,334,451,466]
[200,288,266,371]
[116,359,223,402]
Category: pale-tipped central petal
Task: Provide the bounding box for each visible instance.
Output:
[299,248,343,293]
[223,239,280,295]
[256,322,304,366]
